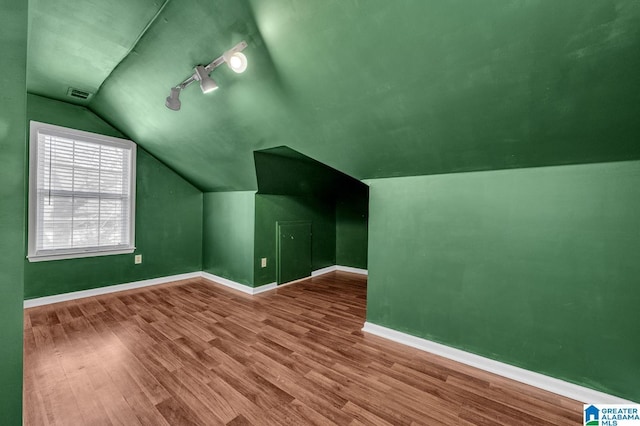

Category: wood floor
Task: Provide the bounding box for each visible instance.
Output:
[24,272,582,425]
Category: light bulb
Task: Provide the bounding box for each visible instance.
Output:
[226,52,247,73]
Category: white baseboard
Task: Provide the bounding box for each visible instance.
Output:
[252,282,278,294]
[362,322,636,404]
[312,265,368,276]
[23,265,369,308]
[201,271,277,295]
[336,265,368,275]
[204,270,315,294]
[277,275,315,287]
[312,265,337,276]
[282,265,368,286]
[23,272,201,308]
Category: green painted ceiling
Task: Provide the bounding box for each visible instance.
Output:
[28,0,168,104]
[27,0,640,191]
[255,146,368,198]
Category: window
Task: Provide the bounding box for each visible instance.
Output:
[28,121,136,262]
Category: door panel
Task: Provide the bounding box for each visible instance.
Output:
[277,221,311,285]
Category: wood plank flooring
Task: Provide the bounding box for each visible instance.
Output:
[24,272,582,425]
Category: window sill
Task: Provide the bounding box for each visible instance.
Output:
[27,248,136,263]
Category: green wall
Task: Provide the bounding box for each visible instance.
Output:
[24,95,203,299]
[336,187,369,270]
[254,195,336,286]
[0,1,27,423]
[203,191,255,286]
[366,161,640,402]
[254,146,369,276]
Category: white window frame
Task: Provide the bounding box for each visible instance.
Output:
[27,121,137,262]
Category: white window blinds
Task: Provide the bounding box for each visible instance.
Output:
[28,122,136,261]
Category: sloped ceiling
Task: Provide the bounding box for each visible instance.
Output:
[28,0,168,104]
[27,0,640,191]
[254,146,368,198]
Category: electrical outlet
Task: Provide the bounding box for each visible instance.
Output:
[261,257,267,268]
[134,254,142,264]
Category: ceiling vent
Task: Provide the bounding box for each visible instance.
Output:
[66,87,92,100]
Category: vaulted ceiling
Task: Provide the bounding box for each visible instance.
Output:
[27,0,640,191]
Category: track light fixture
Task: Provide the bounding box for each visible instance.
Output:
[165,40,248,111]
